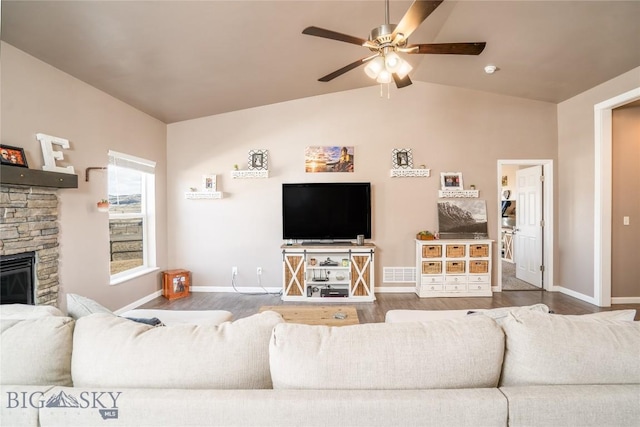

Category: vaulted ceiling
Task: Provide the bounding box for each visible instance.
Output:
[2,1,639,123]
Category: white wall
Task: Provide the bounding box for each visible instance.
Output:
[1,42,168,310]
[167,83,558,289]
[557,66,640,298]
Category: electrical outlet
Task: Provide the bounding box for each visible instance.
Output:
[257,267,262,275]
[232,266,238,276]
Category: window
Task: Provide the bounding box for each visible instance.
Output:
[107,150,156,284]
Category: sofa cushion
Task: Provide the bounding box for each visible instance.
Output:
[118,308,233,326]
[561,309,636,321]
[270,315,505,390]
[384,304,549,323]
[39,387,508,427]
[499,310,640,386]
[66,293,113,319]
[72,311,283,389]
[0,303,65,319]
[0,316,74,386]
[500,384,640,427]
[473,304,550,324]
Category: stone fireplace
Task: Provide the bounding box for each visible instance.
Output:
[0,185,61,306]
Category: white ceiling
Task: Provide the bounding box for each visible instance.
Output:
[2,1,639,124]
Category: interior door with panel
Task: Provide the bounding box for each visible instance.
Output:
[515,165,543,287]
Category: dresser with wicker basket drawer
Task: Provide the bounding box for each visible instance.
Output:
[416,239,492,297]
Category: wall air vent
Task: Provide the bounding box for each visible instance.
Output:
[382,267,416,283]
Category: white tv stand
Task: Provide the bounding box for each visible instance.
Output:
[281,243,375,302]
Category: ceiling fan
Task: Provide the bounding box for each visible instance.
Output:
[302,0,486,88]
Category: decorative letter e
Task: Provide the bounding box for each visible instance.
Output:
[36,133,75,175]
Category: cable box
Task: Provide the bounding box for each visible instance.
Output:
[321,288,348,298]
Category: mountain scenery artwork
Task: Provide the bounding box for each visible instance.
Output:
[437,200,488,237]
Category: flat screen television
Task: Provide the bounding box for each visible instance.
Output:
[282,182,371,241]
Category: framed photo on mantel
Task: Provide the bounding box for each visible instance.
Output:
[0,144,29,168]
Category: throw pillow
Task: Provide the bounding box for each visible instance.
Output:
[66,293,113,319]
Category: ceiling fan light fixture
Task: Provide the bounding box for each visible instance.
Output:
[384,51,402,72]
[376,69,392,84]
[395,60,413,79]
[364,56,385,79]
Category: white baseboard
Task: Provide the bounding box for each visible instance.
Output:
[376,286,415,293]
[556,286,597,305]
[191,286,281,294]
[192,286,416,294]
[611,297,640,304]
[114,290,163,315]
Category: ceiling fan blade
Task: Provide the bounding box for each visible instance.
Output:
[392,0,443,41]
[318,56,376,82]
[393,73,413,89]
[406,42,487,55]
[303,26,368,47]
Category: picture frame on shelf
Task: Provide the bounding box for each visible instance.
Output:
[391,148,413,169]
[0,144,29,168]
[440,172,463,190]
[202,174,217,192]
[248,149,268,170]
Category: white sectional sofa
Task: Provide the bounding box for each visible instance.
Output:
[1,303,638,427]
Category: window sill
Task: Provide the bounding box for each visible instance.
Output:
[110,266,159,286]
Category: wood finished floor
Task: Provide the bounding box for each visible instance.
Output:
[140,290,640,323]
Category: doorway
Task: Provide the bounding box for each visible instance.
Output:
[496,160,554,292]
[594,87,640,307]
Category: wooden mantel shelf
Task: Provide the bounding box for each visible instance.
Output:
[0,165,78,189]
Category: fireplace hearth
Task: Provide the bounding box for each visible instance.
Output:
[1,252,35,304]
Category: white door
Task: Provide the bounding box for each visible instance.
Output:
[514,165,543,287]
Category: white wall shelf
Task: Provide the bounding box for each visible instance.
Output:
[231,170,269,179]
[390,168,431,178]
[184,191,223,200]
[438,189,479,198]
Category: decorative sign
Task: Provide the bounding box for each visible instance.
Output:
[36,133,75,174]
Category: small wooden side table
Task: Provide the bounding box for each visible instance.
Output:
[162,269,190,300]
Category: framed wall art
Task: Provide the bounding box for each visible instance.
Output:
[0,144,28,168]
[202,174,217,192]
[248,150,268,170]
[440,172,463,190]
[392,148,413,169]
[304,146,354,173]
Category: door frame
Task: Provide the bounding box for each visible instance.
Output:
[496,160,554,292]
[593,87,640,307]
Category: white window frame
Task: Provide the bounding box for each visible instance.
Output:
[108,150,157,285]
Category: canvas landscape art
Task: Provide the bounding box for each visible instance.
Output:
[437,200,488,238]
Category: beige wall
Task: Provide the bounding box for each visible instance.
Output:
[1,42,168,310]
[167,83,557,290]
[557,66,640,298]
[11,40,636,305]
[612,104,640,297]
